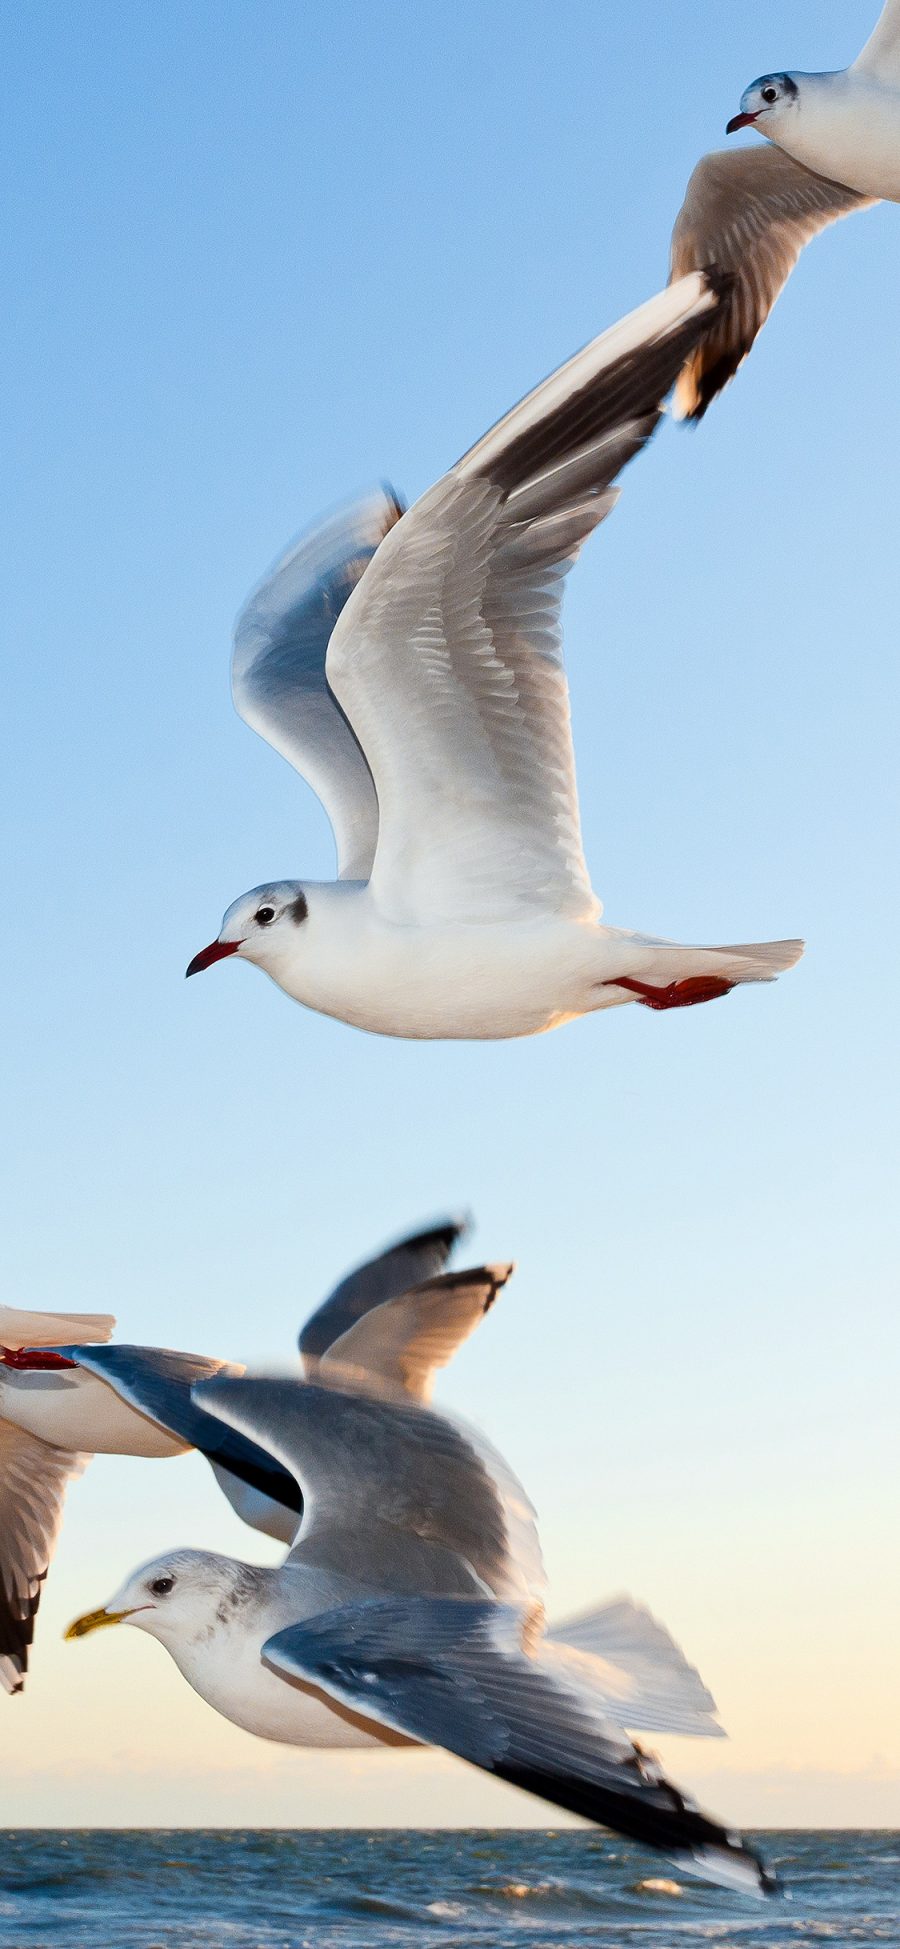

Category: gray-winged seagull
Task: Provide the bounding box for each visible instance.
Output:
[0,1216,473,1692]
[67,1349,775,1895]
[187,272,802,1034]
[671,0,899,418]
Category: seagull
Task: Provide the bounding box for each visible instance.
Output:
[186,271,802,1037]
[67,1360,776,1896]
[670,0,899,418]
[0,1215,476,1693]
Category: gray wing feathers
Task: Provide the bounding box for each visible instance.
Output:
[262,1595,768,1893]
[670,146,873,419]
[318,1265,512,1403]
[192,1373,540,1606]
[232,487,404,879]
[0,1422,87,1693]
[299,1217,467,1370]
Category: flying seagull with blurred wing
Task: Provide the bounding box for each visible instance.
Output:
[671,1,900,418]
[188,272,801,1035]
[0,1215,469,1692]
[67,1354,774,1895]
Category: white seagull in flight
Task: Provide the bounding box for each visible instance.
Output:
[671,0,899,418]
[187,272,802,1037]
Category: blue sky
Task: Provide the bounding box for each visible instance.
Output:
[2,0,898,1825]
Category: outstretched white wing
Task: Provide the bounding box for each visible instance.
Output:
[233,488,404,879]
[324,275,727,924]
[853,0,900,81]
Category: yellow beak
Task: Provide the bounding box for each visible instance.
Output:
[64,1606,134,1640]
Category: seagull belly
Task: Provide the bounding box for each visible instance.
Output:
[0,1367,187,1457]
[268,910,606,1040]
[775,80,900,199]
[173,1625,407,1750]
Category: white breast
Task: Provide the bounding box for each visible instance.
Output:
[779,75,900,200]
[172,1621,403,1750]
[0,1367,186,1458]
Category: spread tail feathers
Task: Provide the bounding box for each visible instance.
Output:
[0,1306,115,1352]
[548,1597,723,1738]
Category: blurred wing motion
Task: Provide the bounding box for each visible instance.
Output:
[0,1423,87,1694]
[232,487,405,880]
[548,1596,722,1737]
[194,1340,545,1611]
[316,1265,511,1404]
[853,0,900,80]
[325,274,729,924]
[299,1216,468,1374]
[670,147,873,420]
[263,1595,774,1895]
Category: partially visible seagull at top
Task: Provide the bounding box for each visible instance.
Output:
[0,1215,473,1693]
[66,1336,776,1894]
[670,0,899,418]
[186,272,802,1038]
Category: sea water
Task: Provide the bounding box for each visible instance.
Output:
[0,1829,897,1948]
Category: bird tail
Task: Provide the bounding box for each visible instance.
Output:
[597,934,804,1010]
[546,1595,723,1738]
[0,1306,115,1352]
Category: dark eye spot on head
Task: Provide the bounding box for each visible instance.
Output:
[255,905,276,927]
[762,84,778,102]
[149,1575,175,1597]
[288,892,308,924]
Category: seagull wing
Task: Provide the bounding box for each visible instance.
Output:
[0,1422,87,1694]
[670,146,874,419]
[324,274,727,924]
[69,1346,304,1540]
[853,0,900,81]
[192,1372,544,1611]
[316,1265,512,1403]
[262,1595,772,1896]
[298,1216,467,1371]
[232,487,404,880]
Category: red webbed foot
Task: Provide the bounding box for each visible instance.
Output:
[1,1346,78,1370]
[605,974,736,1011]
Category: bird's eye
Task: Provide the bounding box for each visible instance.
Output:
[149,1575,175,1597]
[762,84,778,102]
[255,905,276,927]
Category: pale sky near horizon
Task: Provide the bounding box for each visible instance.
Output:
[2,0,899,1829]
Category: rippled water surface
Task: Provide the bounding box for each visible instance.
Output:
[0,1829,897,1948]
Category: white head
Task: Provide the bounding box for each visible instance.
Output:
[65,1549,266,1654]
[186,882,310,981]
[727,71,801,138]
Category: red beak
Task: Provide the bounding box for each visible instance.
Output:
[185,939,242,978]
[726,110,760,133]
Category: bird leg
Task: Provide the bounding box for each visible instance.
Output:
[1,1346,78,1369]
[605,974,735,1011]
